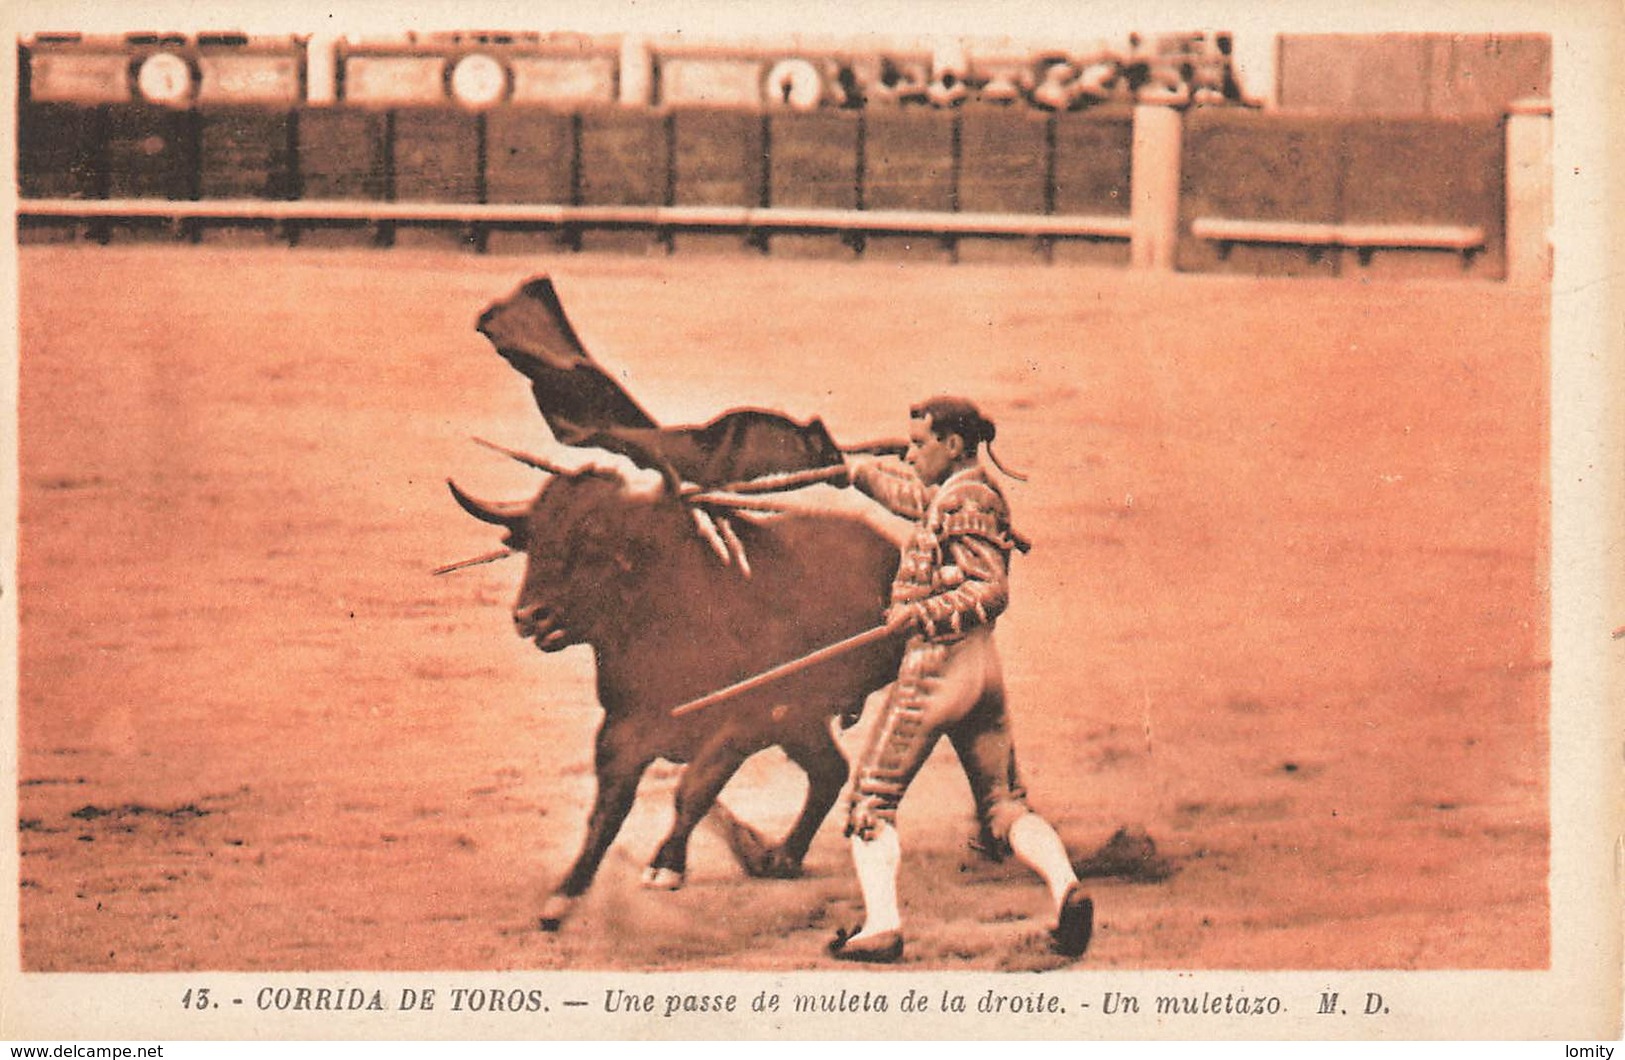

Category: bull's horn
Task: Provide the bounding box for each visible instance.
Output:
[447,479,529,529]
[472,437,580,477]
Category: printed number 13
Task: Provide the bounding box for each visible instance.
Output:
[181,988,212,1010]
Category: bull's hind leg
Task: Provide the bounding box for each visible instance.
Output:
[761,726,849,877]
[711,723,850,880]
[541,728,651,931]
[644,737,751,890]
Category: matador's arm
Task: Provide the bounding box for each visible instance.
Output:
[845,454,929,519]
[897,476,1017,638]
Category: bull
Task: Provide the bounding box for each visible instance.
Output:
[449,443,910,930]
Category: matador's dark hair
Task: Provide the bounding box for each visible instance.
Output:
[910,396,1027,480]
[911,396,993,452]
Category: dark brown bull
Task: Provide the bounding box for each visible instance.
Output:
[450,460,905,929]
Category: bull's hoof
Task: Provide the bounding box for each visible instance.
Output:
[747,849,805,880]
[538,894,577,932]
[640,866,685,891]
[705,802,807,879]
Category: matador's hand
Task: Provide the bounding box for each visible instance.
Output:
[884,604,920,635]
[834,454,873,489]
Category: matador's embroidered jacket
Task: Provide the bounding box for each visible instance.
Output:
[849,456,1019,643]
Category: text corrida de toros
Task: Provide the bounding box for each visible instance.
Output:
[255,987,544,1013]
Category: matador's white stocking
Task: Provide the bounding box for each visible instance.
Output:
[1008,812,1078,908]
[849,823,902,937]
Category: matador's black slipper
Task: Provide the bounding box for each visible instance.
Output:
[828,926,905,964]
[1051,882,1094,958]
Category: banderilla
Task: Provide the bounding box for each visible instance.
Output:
[431,548,515,576]
[681,462,849,498]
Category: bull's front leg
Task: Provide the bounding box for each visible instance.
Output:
[541,723,651,931]
[644,732,750,891]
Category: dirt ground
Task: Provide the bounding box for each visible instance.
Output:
[14,245,1549,972]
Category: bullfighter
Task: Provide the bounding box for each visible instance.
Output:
[829,395,1093,963]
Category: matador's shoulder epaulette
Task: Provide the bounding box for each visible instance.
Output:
[931,472,1019,552]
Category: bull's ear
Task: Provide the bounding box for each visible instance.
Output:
[447,479,530,532]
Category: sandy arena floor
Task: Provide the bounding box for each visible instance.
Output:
[15,245,1549,971]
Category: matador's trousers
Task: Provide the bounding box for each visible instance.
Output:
[846,627,1031,848]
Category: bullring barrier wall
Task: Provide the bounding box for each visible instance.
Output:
[1177,109,1508,279]
[16,98,1548,283]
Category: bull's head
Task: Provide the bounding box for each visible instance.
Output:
[448,445,697,654]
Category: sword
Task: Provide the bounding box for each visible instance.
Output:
[677,439,907,500]
[669,623,899,717]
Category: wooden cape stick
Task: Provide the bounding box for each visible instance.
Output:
[670,623,898,717]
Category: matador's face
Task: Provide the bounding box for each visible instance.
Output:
[906,415,963,487]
